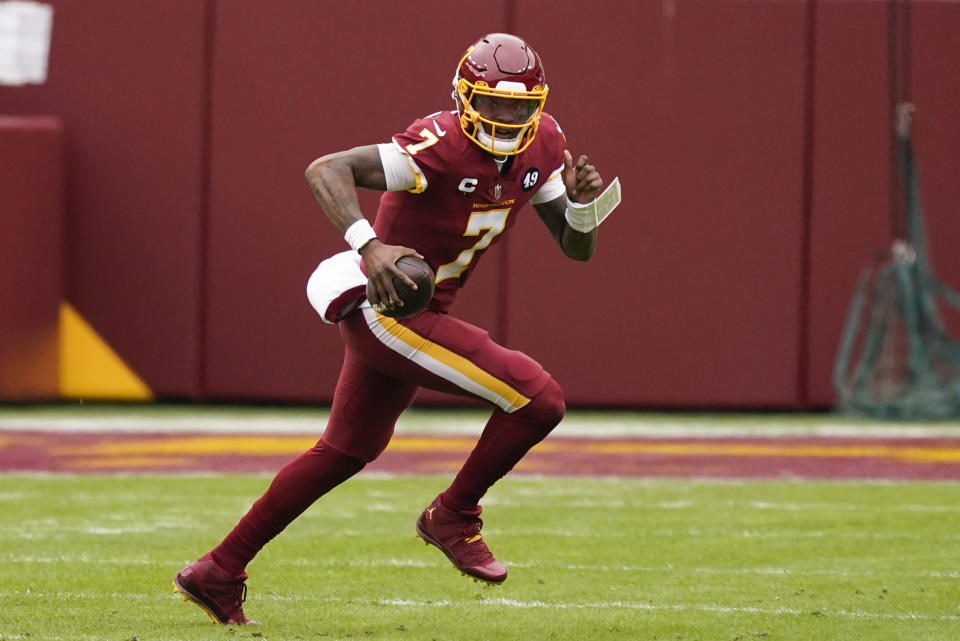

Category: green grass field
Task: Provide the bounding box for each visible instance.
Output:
[1,473,958,641]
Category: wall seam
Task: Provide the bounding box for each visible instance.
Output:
[196,0,217,400]
[798,0,818,408]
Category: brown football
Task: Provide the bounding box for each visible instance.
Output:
[367,255,435,318]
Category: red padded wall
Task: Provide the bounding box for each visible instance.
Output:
[509,0,809,407]
[805,1,960,407]
[0,118,62,399]
[0,0,209,398]
[907,3,960,340]
[805,3,891,407]
[3,0,959,409]
[203,0,508,402]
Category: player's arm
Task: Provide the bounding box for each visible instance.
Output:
[304,145,421,312]
[532,150,603,261]
[305,144,386,233]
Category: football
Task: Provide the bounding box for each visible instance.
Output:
[367,255,435,318]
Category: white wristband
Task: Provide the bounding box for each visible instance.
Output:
[563,177,623,233]
[564,199,599,233]
[344,219,377,252]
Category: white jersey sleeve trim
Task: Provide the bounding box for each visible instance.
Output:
[378,142,427,193]
[529,163,566,205]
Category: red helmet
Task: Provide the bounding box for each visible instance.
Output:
[453,33,549,155]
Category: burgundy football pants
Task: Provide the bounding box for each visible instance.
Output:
[211,305,565,575]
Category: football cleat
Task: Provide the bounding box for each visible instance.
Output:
[172,554,260,625]
[415,495,507,584]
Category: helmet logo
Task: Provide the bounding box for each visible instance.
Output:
[493,42,537,79]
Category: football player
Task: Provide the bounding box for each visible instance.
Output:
[174,33,613,625]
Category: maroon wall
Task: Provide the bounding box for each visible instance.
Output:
[0,0,209,398]
[0,118,62,399]
[509,0,809,407]
[204,0,813,407]
[203,1,510,403]
[806,1,960,406]
[3,0,960,409]
[806,3,892,407]
[911,3,960,343]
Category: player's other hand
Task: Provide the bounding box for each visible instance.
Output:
[359,240,423,312]
[562,150,603,204]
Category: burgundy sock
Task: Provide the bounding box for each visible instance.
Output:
[441,379,564,513]
[210,440,365,576]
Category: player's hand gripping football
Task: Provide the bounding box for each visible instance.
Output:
[360,240,424,313]
[562,150,603,204]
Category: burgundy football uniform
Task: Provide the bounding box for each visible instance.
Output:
[311,108,569,463]
[378,109,566,312]
[184,36,581,611]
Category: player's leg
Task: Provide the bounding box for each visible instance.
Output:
[175,348,417,624]
[414,377,563,583]
[438,375,564,510]
[340,304,566,582]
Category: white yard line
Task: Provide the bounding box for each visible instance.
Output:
[1,409,959,437]
[8,555,958,581]
[2,589,954,622]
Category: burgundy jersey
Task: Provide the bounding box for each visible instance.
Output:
[375,109,566,312]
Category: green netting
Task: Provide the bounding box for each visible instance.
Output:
[833,112,960,419]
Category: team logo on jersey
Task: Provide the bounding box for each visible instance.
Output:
[458,177,478,195]
[492,184,502,200]
[522,167,540,192]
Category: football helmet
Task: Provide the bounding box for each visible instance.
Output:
[453,33,548,156]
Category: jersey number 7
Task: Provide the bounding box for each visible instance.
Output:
[435,209,509,282]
